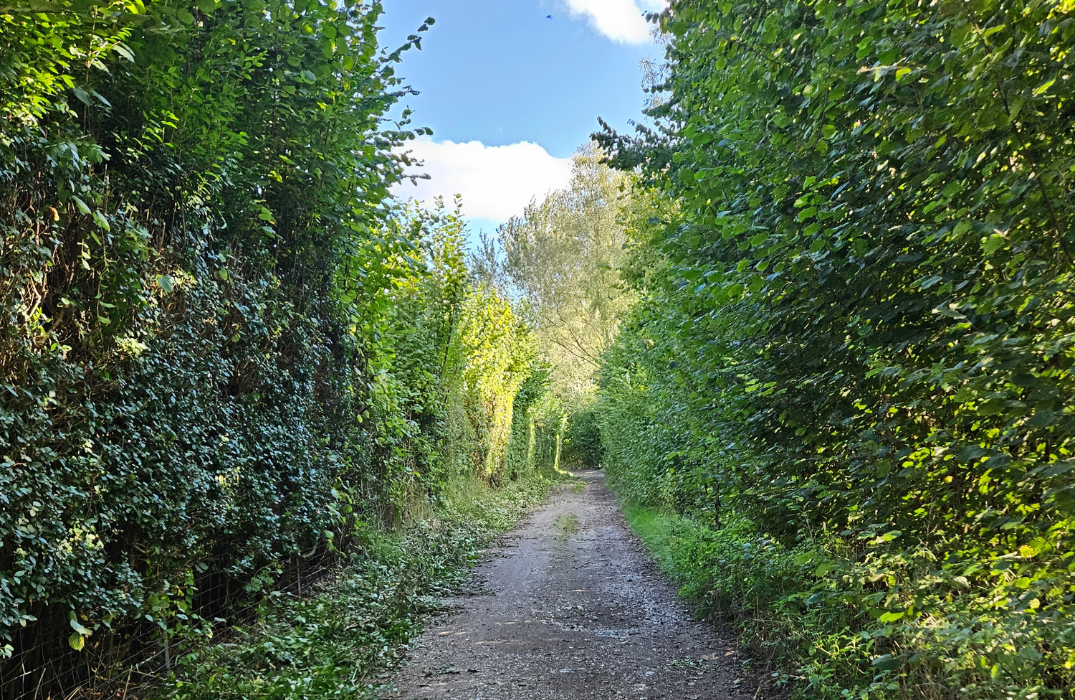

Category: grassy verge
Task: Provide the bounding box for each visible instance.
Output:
[618,500,877,699]
[620,503,679,575]
[161,471,568,700]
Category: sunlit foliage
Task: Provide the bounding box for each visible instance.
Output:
[497,144,636,405]
[0,2,547,691]
[596,0,1075,696]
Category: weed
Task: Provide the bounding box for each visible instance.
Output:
[669,656,712,672]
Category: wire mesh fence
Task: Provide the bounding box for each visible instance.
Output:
[1,543,342,700]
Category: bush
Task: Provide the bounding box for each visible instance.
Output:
[596,0,1075,696]
[0,4,550,695]
[564,408,605,468]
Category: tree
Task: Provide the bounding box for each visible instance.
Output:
[497,143,635,406]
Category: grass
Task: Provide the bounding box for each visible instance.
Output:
[553,512,579,541]
[160,470,567,700]
[620,503,679,577]
[616,498,875,699]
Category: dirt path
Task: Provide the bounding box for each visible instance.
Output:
[382,471,762,700]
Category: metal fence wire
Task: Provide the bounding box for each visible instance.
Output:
[1,544,341,700]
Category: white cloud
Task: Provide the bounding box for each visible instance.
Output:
[393,139,573,224]
[562,0,666,44]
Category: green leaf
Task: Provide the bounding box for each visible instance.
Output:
[871,654,902,671]
[72,196,91,215]
[1033,79,1055,96]
[1026,410,1056,428]
[982,233,1007,255]
[953,387,976,403]
[72,86,92,105]
[92,211,110,231]
[68,633,85,651]
[113,43,135,62]
[957,445,989,462]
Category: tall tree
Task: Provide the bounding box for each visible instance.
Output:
[497,144,635,405]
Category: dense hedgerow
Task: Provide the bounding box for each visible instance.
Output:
[564,407,604,468]
[597,0,1075,697]
[0,1,551,694]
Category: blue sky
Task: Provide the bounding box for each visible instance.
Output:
[380,0,665,235]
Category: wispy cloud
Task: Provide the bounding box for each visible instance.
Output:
[561,0,666,44]
[393,139,573,224]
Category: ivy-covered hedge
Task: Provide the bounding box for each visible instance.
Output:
[597,0,1075,697]
[0,1,547,695]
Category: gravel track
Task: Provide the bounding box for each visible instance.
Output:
[382,470,765,700]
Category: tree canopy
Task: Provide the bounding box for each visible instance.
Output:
[495,144,635,406]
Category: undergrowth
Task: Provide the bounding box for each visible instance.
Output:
[161,472,565,700]
[619,500,876,698]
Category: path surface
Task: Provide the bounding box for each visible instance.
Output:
[383,471,761,700]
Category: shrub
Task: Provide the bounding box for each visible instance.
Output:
[564,408,605,468]
[596,0,1075,696]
